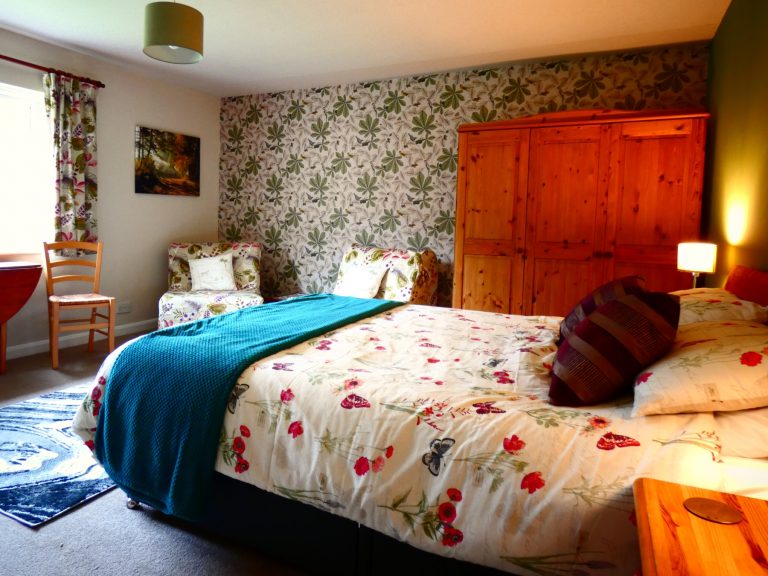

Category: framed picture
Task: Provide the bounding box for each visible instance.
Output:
[134,126,200,196]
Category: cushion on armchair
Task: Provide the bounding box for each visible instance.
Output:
[159,242,264,328]
[334,244,438,305]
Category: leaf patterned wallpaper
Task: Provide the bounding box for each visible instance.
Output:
[219,44,709,305]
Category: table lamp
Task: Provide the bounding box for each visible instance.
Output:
[677,242,717,288]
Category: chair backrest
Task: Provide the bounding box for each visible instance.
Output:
[43,241,103,297]
[335,244,439,304]
[167,242,262,293]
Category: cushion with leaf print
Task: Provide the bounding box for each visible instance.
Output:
[632,320,768,417]
[335,244,438,304]
[167,241,262,293]
[671,288,768,326]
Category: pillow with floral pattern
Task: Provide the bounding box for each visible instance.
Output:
[671,288,768,326]
[632,320,768,416]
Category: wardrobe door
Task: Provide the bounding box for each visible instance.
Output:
[453,129,529,313]
[606,118,707,292]
[522,124,612,316]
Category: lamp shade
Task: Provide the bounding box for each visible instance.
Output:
[677,242,717,274]
[144,2,203,64]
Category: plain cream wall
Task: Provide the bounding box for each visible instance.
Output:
[0,27,220,360]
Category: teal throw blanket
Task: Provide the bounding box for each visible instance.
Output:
[94,294,402,520]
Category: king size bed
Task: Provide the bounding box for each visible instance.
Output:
[72,265,768,575]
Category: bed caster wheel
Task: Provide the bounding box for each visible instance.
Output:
[126,499,141,510]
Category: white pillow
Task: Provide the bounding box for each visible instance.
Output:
[632,320,768,417]
[189,252,236,291]
[671,287,768,325]
[333,264,387,299]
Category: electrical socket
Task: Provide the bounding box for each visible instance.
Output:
[117,301,133,315]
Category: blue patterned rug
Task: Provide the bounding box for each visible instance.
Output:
[0,384,115,527]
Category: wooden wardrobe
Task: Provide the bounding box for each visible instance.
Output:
[452,109,709,316]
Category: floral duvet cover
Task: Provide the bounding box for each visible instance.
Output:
[74,304,746,575]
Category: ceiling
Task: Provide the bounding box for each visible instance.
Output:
[0,0,731,98]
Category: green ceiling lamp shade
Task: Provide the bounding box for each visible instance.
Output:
[143,2,204,64]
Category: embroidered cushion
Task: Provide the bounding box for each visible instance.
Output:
[558,275,646,344]
[189,253,236,291]
[549,291,680,406]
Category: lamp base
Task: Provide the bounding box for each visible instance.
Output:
[691,271,700,289]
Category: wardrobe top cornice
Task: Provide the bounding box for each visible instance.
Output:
[458,108,710,133]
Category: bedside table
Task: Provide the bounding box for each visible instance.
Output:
[633,477,768,575]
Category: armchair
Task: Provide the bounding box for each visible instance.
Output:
[158,242,264,328]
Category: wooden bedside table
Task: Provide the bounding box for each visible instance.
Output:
[633,477,768,575]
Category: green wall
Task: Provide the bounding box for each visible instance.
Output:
[708,0,768,282]
[220,45,709,303]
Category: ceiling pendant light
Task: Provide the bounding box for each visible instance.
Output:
[143,2,204,64]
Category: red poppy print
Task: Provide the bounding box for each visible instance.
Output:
[442,526,464,547]
[85,439,95,451]
[372,455,386,472]
[91,386,102,401]
[232,436,246,454]
[636,372,652,384]
[288,421,304,438]
[740,351,763,367]
[438,501,457,524]
[493,370,514,384]
[239,425,251,437]
[521,471,545,494]
[447,488,462,502]
[280,388,295,403]
[354,456,370,476]
[597,432,641,450]
[588,416,610,429]
[385,445,394,459]
[341,393,370,409]
[427,358,440,363]
[343,378,361,390]
[503,434,526,453]
[234,456,249,474]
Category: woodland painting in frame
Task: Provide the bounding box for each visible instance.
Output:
[134,126,201,196]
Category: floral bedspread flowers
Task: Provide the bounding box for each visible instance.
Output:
[73,304,740,575]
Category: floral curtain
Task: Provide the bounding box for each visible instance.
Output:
[42,72,99,247]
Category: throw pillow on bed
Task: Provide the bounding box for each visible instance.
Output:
[333,264,387,299]
[549,291,680,406]
[632,320,768,416]
[558,275,646,344]
[189,252,237,291]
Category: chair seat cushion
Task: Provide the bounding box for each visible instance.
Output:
[158,291,264,328]
[50,293,114,305]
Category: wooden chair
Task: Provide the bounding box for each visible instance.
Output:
[43,241,116,369]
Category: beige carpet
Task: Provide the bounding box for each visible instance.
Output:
[0,338,309,576]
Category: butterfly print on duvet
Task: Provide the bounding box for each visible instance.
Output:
[596,432,640,450]
[227,382,250,414]
[341,393,370,409]
[422,437,455,476]
[473,401,505,415]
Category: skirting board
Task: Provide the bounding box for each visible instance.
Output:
[5,319,157,360]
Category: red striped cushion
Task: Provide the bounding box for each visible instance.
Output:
[558,275,646,345]
[549,291,680,406]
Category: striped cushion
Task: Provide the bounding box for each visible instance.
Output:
[558,276,646,344]
[549,291,680,406]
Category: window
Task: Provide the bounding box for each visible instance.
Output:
[0,81,55,254]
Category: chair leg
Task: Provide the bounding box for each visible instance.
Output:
[108,300,116,352]
[88,308,97,352]
[50,303,60,370]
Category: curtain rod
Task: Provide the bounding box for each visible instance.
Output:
[0,53,105,88]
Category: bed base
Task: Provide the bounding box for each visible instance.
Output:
[126,473,508,575]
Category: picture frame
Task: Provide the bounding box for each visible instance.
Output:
[134,125,200,196]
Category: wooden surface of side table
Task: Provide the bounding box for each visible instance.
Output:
[634,477,768,575]
[0,261,43,374]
